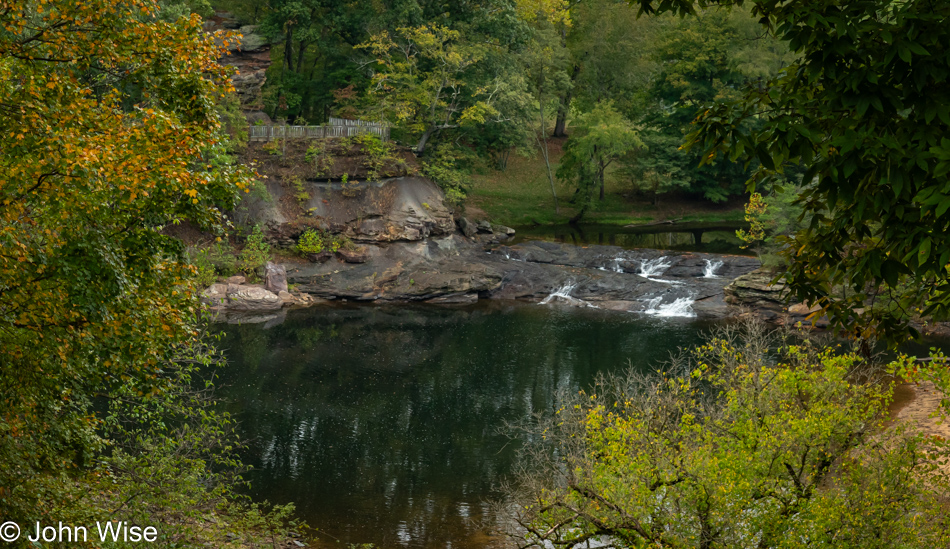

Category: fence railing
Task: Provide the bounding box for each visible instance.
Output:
[249,117,389,142]
[249,124,389,142]
[328,116,387,128]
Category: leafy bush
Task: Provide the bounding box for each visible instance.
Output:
[238,225,271,278]
[186,241,238,286]
[296,229,347,255]
[306,140,334,177]
[289,176,310,203]
[504,321,950,548]
[262,139,282,156]
[423,145,469,204]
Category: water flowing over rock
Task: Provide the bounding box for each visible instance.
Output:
[703,258,724,278]
[275,236,760,319]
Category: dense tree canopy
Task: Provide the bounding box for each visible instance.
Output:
[0,0,250,523]
[632,0,950,343]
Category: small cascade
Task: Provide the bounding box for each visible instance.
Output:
[643,296,696,318]
[598,257,626,273]
[611,257,625,273]
[539,282,595,308]
[703,259,724,278]
[638,257,672,279]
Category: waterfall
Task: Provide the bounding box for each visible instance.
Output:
[703,259,724,278]
[611,257,625,273]
[598,257,626,273]
[638,257,672,278]
[539,282,595,307]
[643,296,696,318]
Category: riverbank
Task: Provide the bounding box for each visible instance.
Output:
[466,140,746,227]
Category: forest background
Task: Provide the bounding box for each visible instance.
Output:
[208,0,796,224]
[4,0,950,546]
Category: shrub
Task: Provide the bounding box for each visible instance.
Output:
[503,321,950,549]
[238,225,271,278]
[296,229,347,255]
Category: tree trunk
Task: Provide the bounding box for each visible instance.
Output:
[598,157,606,201]
[553,65,580,137]
[284,28,294,72]
[296,41,308,75]
[415,126,436,155]
[538,95,559,214]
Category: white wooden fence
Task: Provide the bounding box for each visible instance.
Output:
[249,118,389,142]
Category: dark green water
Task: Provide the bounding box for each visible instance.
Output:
[214,302,718,548]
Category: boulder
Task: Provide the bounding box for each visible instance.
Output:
[226,275,246,285]
[201,283,229,308]
[723,268,787,312]
[337,247,369,263]
[226,285,282,311]
[458,217,477,238]
[493,224,516,236]
[788,302,822,315]
[475,220,493,234]
[265,261,288,293]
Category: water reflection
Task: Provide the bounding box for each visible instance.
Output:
[214,302,714,548]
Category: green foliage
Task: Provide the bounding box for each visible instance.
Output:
[306,140,334,177]
[296,228,346,255]
[289,176,310,203]
[0,0,253,526]
[625,129,692,205]
[423,145,470,205]
[216,91,250,153]
[637,0,950,343]
[361,25,501,155]
[353,132,406,181]
[737,186,808,267]
[238,225,272,277]
[557,101,641,222]
[262,139,283,156]
[187,241,240,286]
[506,322,950,548]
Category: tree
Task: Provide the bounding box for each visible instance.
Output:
[557,101,641,222]
[0,0,251,526]
[635,0,950,344]
[503,322,950,548]
[361,24,501,155]
[641,6,792,203]
[521,21,575,214]
[625,129,692,205]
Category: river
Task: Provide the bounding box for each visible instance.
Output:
[213,301,720,548]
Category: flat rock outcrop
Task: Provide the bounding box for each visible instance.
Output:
[304,176,454,242]
[280,236,761,318]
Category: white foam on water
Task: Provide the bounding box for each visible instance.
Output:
[539,282,596,308]
[643,296,696,318]
[703,258,724,278]
[638,257,672,278]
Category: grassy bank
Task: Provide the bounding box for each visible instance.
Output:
[465,141,746,227]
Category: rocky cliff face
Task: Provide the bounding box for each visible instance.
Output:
[206,12,270,111]
[233,176,455,246]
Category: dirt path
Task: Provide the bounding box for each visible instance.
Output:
[893,381,950,444]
